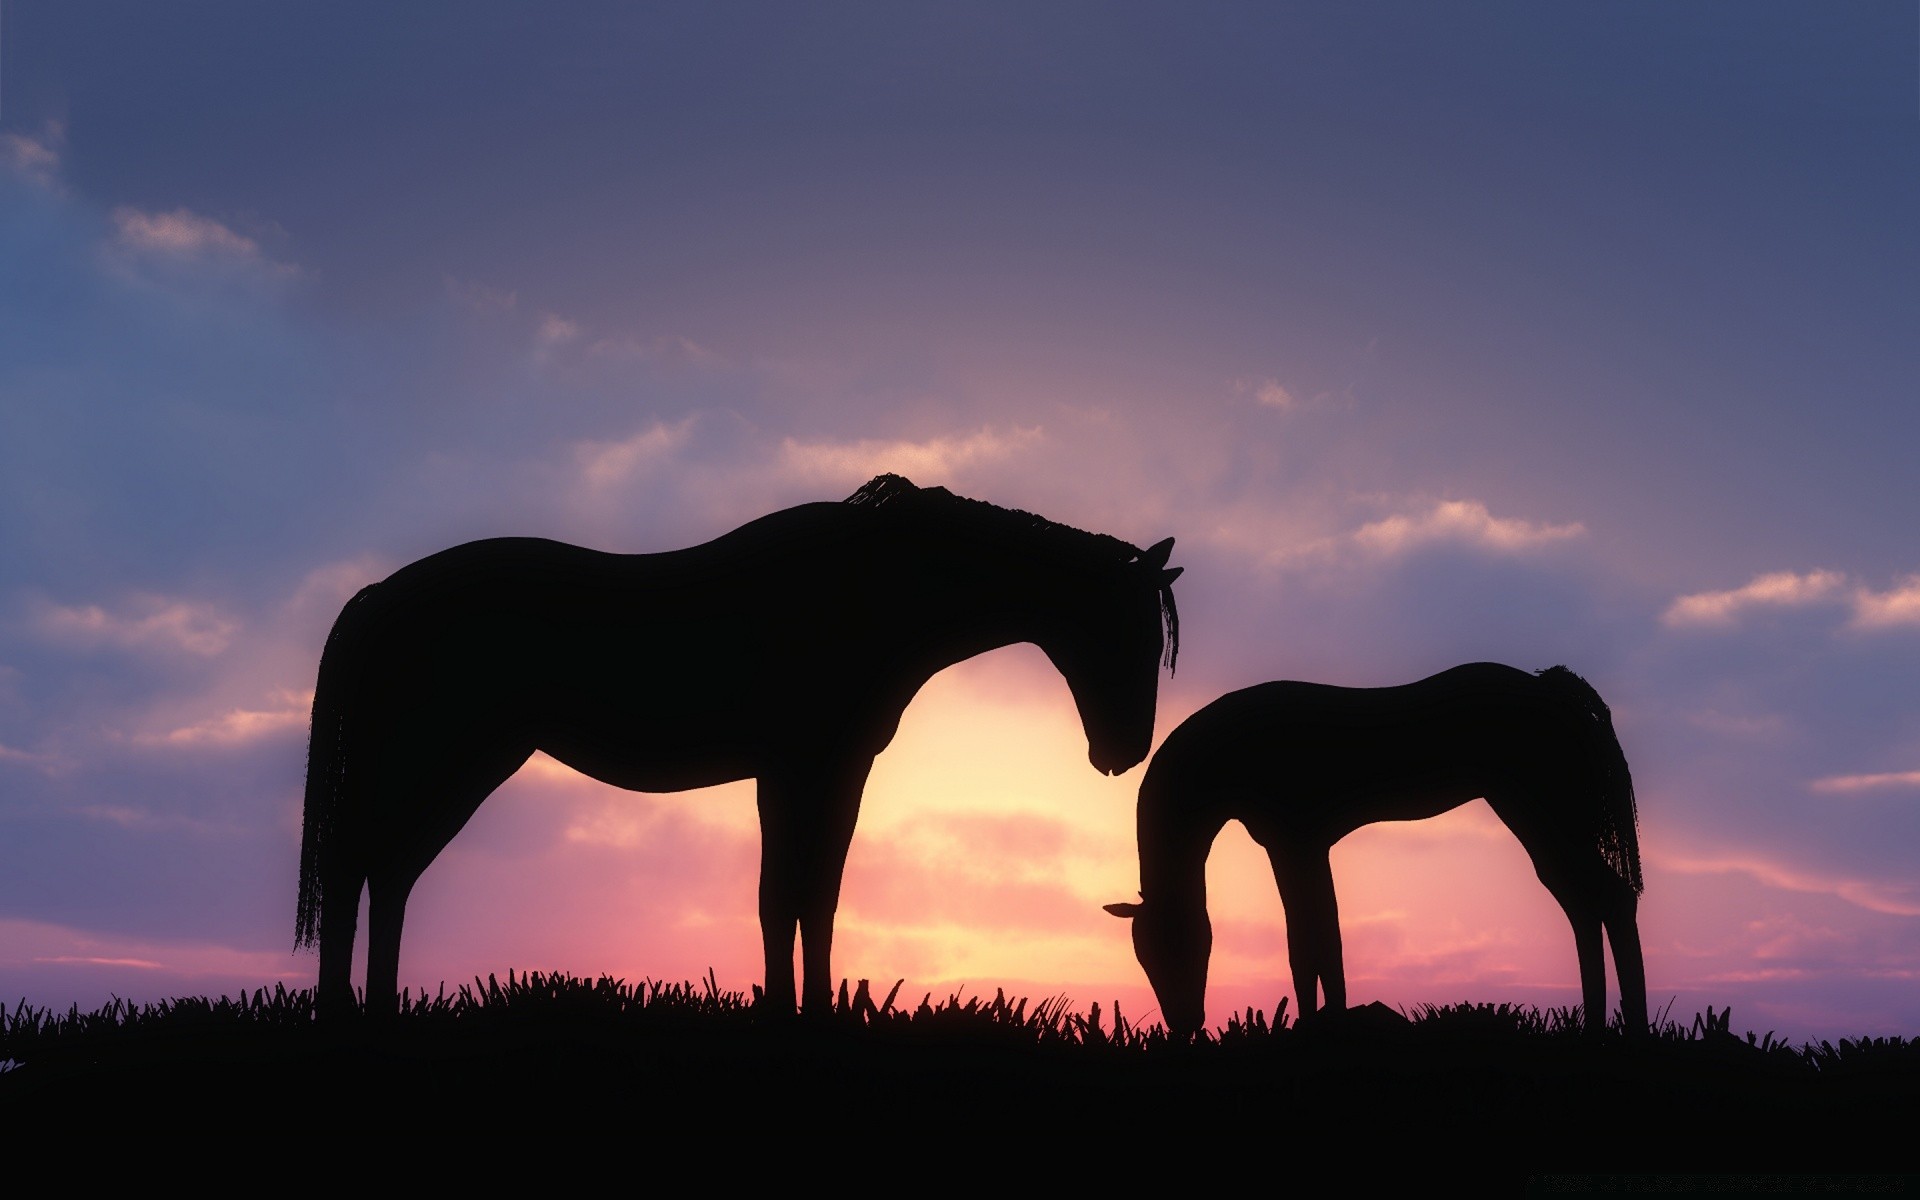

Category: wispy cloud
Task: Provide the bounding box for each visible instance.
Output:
[1663,569,1849,628]
[1202,496,1584,569]
[587,333,723,366]
[574,416,697,489]
[108,206,296,277]
[1810,770,1920,795]
[777,426,1045,487]
[0,742,60,771]
[445,276,518,315]
[134,689,313,748]
[0,917,310,983]
[1231,376,1348,413]
[1657,852,1920,917]
[1662,570,1920,632]
[1,124,63,187]
[1850,576,1920,631]
[536,313,582,347]
[32,593,237,657]
[1349,500,1585,558]
[1233,376,1297,410]
[1685,709,1791,740]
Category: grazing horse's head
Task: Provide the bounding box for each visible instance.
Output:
[1040,537,1181,776]
[1103,895,1210,1038]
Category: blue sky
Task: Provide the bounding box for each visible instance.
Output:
[1,3,1916,1040]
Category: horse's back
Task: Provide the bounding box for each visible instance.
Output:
[1145,664,1565,829]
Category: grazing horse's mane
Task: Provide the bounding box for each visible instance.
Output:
[1535,664,1642,895]
[844,473,1179,670]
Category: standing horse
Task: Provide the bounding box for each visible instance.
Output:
[298,474,1180,1016]
[1106,663,1645,1037]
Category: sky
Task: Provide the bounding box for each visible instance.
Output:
[1,2,1915,1043]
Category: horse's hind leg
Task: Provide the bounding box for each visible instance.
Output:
[1567,902,1607,1034]
[364,870,418,1017]
[1529,851,1610,1033]
[1604,889,1647,1036]
[316,866,364,1017]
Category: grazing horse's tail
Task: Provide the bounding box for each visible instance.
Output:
[295,585,375,950]
[1536,666,1642,896]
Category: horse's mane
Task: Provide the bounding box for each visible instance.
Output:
[845,474,1179,670]
[1535,665,1642,895]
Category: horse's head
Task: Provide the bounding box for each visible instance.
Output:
[1041,537,1181,776]
[1104,894,1210,1038]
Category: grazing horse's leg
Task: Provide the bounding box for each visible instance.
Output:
[1566,901,1607,1034]
[364,869,417,1017]
[757,755,874,1015]
[1496,793,1613,1033]
[355,740,532,1018]
[797,757,874,1015]
[756,778,803,1014]
[316,865,363,1016]
[1524,839,1611,1034]
[1270,844,1344,1017]
[1604,889,1648,1036]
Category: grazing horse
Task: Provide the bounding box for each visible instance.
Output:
[1106,663,1645,1037]
[298,474,1181,1016]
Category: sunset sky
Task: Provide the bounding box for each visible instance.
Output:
[2,3,1915,1043]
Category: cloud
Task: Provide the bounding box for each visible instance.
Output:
[1656,851,1920,917]
[1850,576,1920,631]
[1662,570,1849,628]
[0,742,63,773]
[776,426,1045,488]
[574,416,697,490]
[1349,500,1585,558]
[31,593,237,657]
[108,206,295,278]
[1232,376,1298,410]
[1230,376,1351,413]
[536,313,582,346]
[133,689,313,748]
[1661,570,1920,632]
[587,333,723,366]
[1809,770,1920,795]
[445,276,518,314]
[1,126,62,187]
[1685,709,1791,740]
[0,917,309,985]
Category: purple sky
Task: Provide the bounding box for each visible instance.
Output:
[1,3,1915,1042]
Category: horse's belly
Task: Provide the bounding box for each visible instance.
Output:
[539,741,752,793]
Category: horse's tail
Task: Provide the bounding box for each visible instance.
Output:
[1535,665,1642,896]
[295,585,375,950]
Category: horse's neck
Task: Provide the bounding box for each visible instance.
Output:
[1137,790,1226,908]
[884,536,1070,670]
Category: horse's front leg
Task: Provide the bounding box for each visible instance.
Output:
[1271,844,1345,1017]
[756,783,802,1014]
[758,755,873,1015]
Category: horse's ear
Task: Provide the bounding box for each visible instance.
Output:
[1137,537,1175,571]
[1104,901,1143,919]
[1159,566,1183,586]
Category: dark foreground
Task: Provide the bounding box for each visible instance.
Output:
[5,972,1917,1185]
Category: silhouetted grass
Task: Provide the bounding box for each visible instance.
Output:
[4,973,1916,1176]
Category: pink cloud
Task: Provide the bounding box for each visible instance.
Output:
[777,425,1045,489]
[33,592,237,656]
[1850,575,1920,631]
[1351,500,1585,557]
[1663,569,1849,628]
[1809,769,1920,794]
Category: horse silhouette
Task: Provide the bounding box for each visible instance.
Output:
[298,473,1181,1016]
[1106,663,1645,1037]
